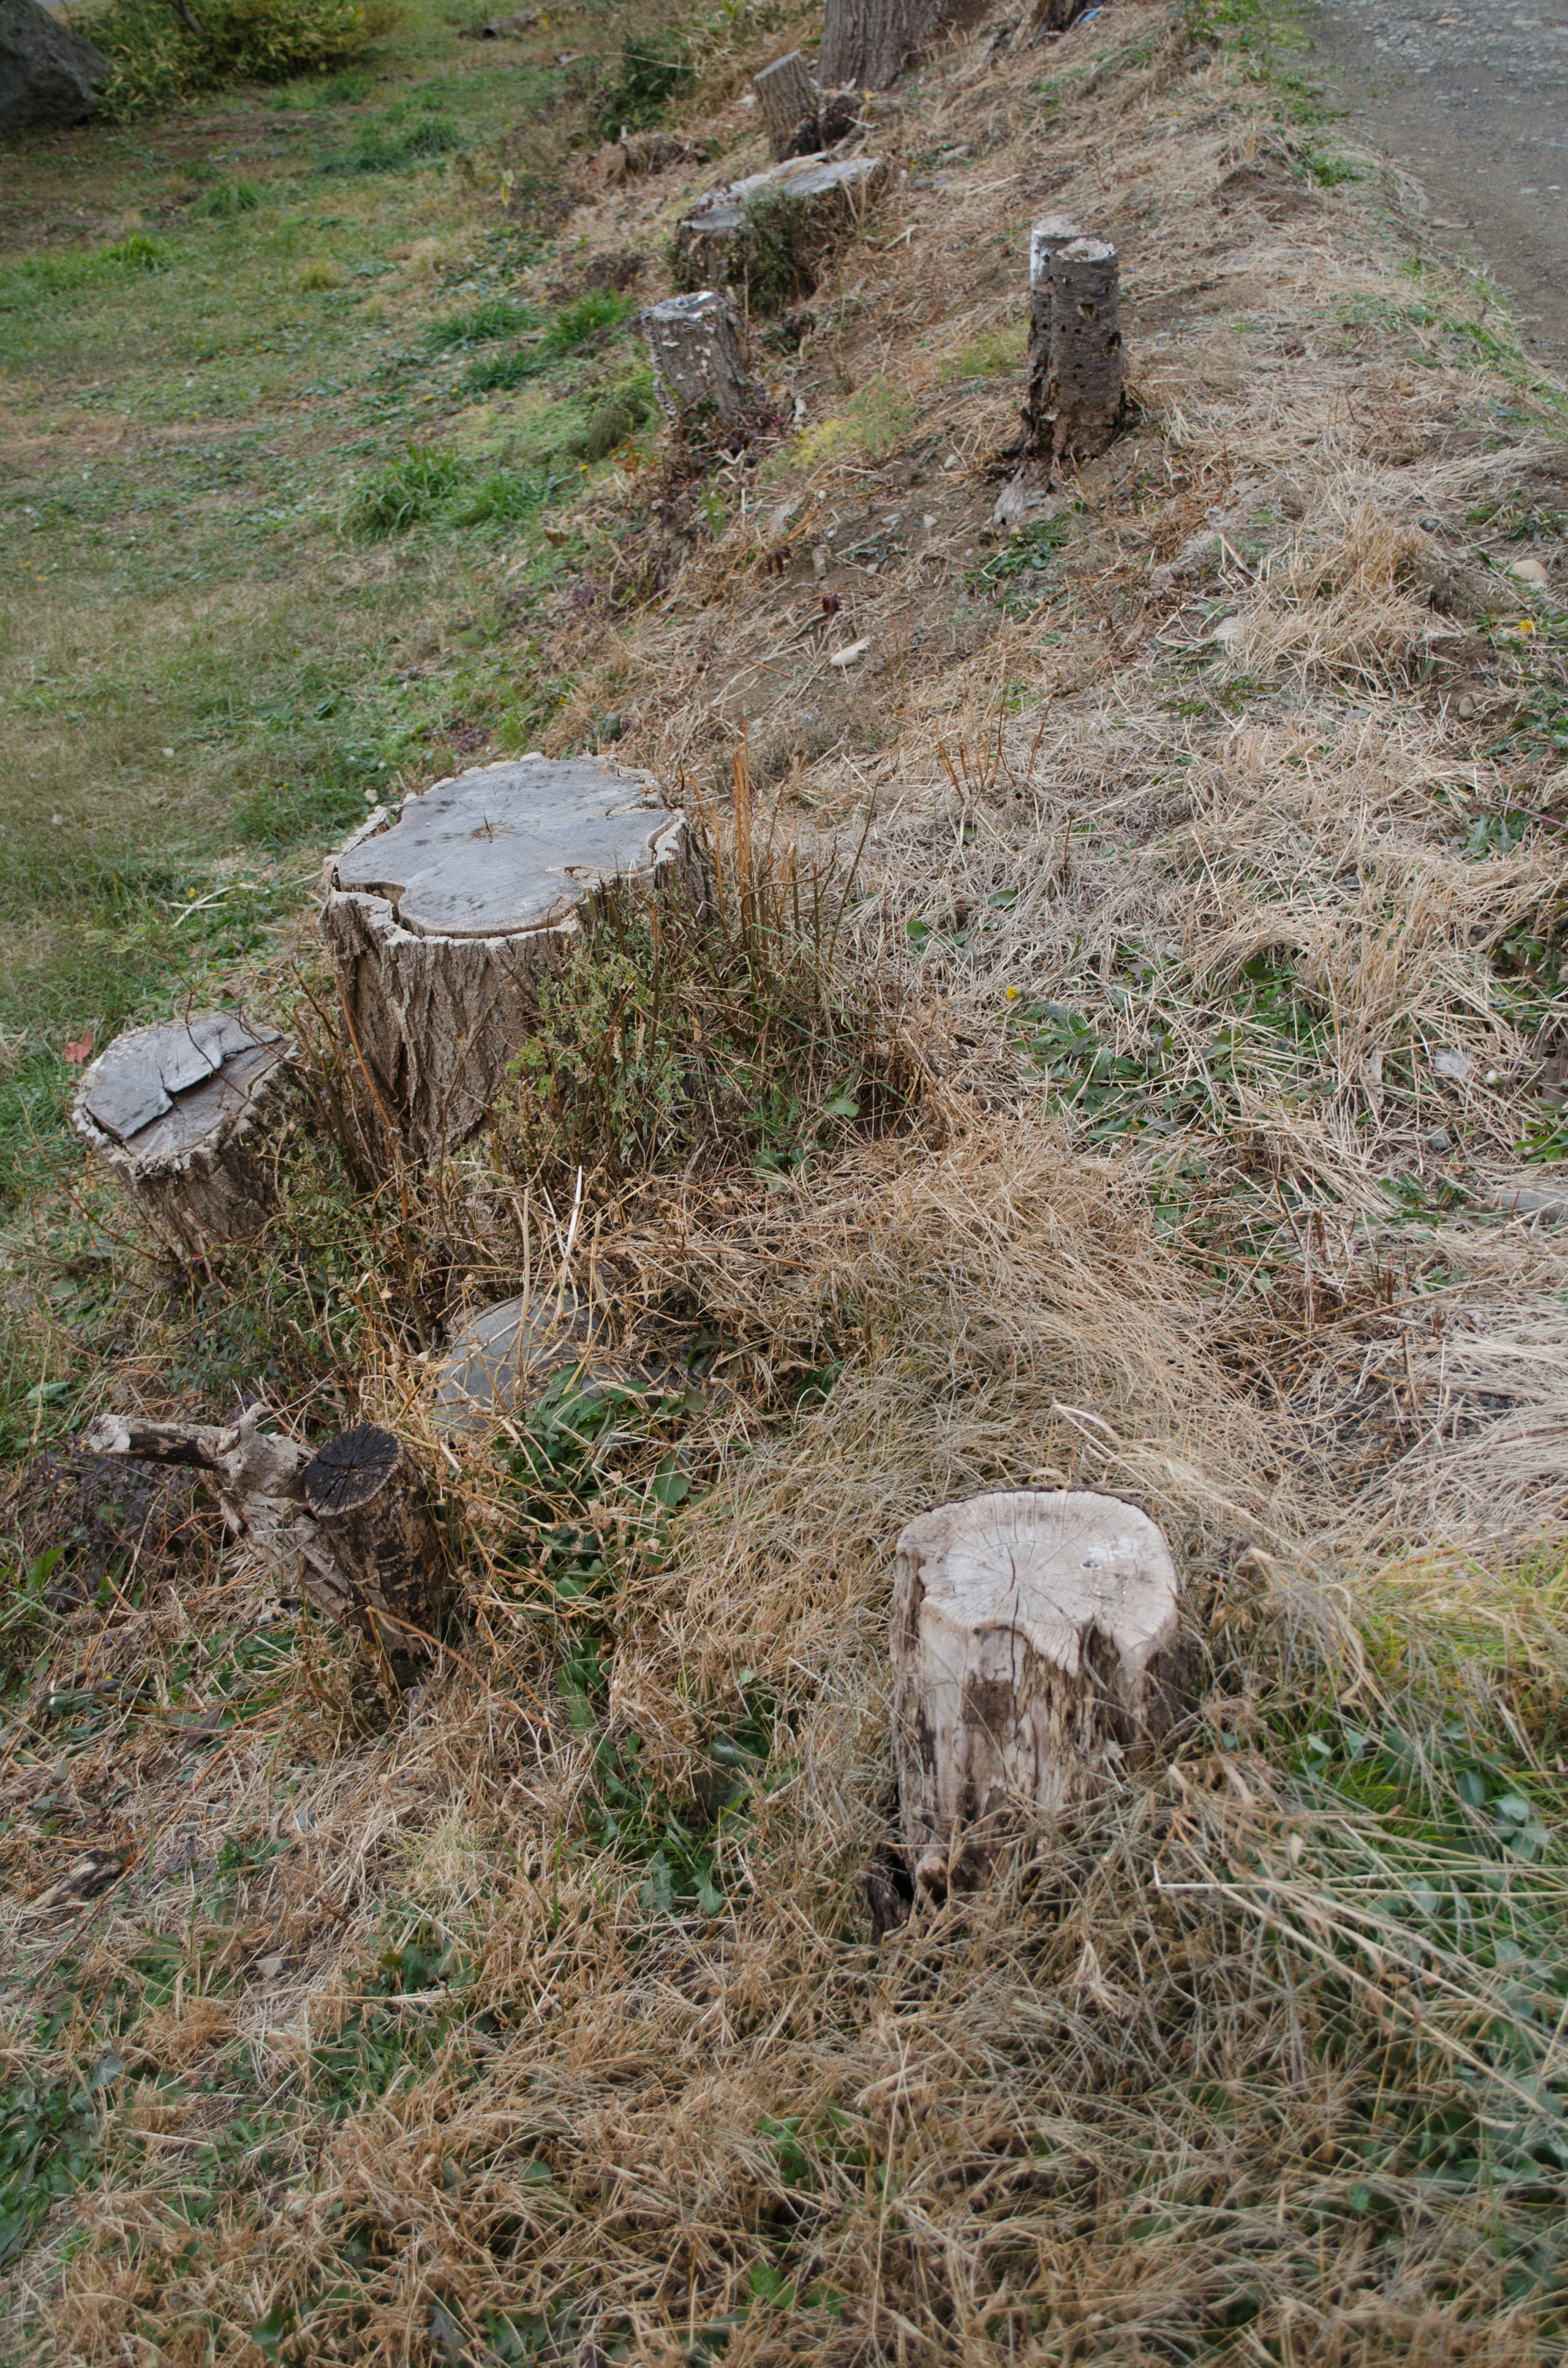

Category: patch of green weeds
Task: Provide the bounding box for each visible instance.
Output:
[189,177,262,219]
[343,444,469,537]
[1302,147,1361,186]
[0,2052,122,2267]
[591,29,695,141]
[458,286,634,395]
[422,297,536,350]
[970,508,1076,613]
[323,113,464,173]
[567,379,652,461]
[940,320,1026,382]
[93,0,391,118]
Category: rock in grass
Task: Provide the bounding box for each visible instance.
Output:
[0,0,107,129]
[320,757,699,1162]
[71,1013,292,1260]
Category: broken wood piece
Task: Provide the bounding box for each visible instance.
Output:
[1024,213,1085,458]
[642,291,759,437]
[71,1014,292,1260]
[320,756,697,1161]
[301,1425,445,1649]
[1048,234,1127,465]
[674,154,889,299]
[753,49,820,158]
[891,1489,1182,1899]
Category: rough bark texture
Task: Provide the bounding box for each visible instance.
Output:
[1027,0,1089,33]
[817,0,947,89]
[0,0,107,129]
[674,154,889,294]
[753,49,819,158]
[301,1425,445,1648]
[1048,234,1127,464]
[1024,213,1086,457]
[319,757,698,1162]
[79,1409,354,1636]
[72,1016,293,1260]
[892,1489,1182,1897]
[643,292,757,433]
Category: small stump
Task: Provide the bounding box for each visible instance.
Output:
[643,291,760,439]
[675,154,888,298]
[301,1424,444,1651]
[434,1293,593,1436]
[320,756,696,1162]
[892,1489,1181,1897]
[72,1014,292,1259]
[1047,235,1126,465]
[1024,214,1085,457]
[753,50,820,158]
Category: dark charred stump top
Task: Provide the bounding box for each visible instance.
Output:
[302,1425,403,1518]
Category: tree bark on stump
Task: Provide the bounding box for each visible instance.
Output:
[319,756,697,1163]
[301,1425,444,1650]
[1047,235,1127,465]
[71,1015,292,1260]
[753,50,819,158]
[817,0,948,89]
[891,1489,1182,1899]
[643,292,758,435]
[673,154,889,299]
[1024,214,1085,458]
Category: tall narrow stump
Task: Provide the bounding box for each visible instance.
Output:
[1024,214,1085,457]
[1048,235,1126,464]
[892,1489,1180,1896]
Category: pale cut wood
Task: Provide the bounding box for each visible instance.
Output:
[674,154,889,294]
[643,292,758,434]
[753,49,820,158]
[1024,213,1086,457]
[320,756,697,1162]
[1047,234,1127,465]
[891,1489,1181,1897]
[818,0,949,89]
[301,1425,444,1649]
[72,1015,292,1260]
[434,1291,592,1434]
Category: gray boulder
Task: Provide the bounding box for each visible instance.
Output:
[0,0,108,131]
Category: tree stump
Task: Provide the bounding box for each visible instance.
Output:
[434,1291,593,1436]
[818,0,949,89]
[1047,235,1126,466]
[643,292,758,437]
[674,154,889,299]
[891,1489,1181,1897]
[1024,214,1085,457]
[301,1425,445,1651]
[71,1014,292,1260]
[753,50,820,158]
[319,756,696,1162]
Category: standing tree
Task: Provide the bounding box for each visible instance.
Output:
[817,0,948,91]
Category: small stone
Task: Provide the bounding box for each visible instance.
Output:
[813,545,830,579]
[1511,556,1550,587]
[1427,1128,1451,1152]
[1431,1048,1472,1083]
[942,454,960,472]
[828,638,869,667]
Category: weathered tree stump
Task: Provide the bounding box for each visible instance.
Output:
[1024,214,1085,457]
[434,1291,592,1436]
[643,292,759,436]
[818,0,949,89]
[301,1425,445,1650]
[891,1489,1181,1898]
[1047,235,1126,465]
[72,1014,292,1260]
[674,154,889,298]
[753,50,820,158]
[319,756,695,1162]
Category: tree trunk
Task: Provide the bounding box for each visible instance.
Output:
[301,1425,445,1650]
[643,291,758,435]
[817,0,948,89]
[753,50,820,158]
[891,1489,1183,1900]
[1048,235,1127,465]
[319,756,699,1163]
[72,1014,293,1260]
[1024,214,1085,457]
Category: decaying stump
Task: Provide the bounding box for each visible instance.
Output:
[643,292,759,436]
[301,1426,445,1648]
[753,50,820,158]
[434,1291,593,1435]
[320,756,695,1162]
[892,1489,1182,1898]
[674,154,889,297]
[72,1014,292,1260]
[1047,234,1126,464]
[80,1408,445,1656]
[1024,214,1085,457]
[818,0,949,89]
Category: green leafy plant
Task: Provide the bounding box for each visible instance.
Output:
[94,0,396,119]
[189,177,262,218]
[343,446,469,538]
[592,29,695,140]
[422,297,536,351]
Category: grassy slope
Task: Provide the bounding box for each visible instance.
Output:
[4,0,1568,2359]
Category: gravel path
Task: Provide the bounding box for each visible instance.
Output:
[1306,0,1568,361]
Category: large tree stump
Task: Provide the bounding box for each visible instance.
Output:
[643,292,759,437]
[1024,214,1085,457]
[301,1425,445,1650]
[320,756,695,1163]
[674,154,889,299]
[72,1014,292,1260]
[892,1489,1181,1898]
[1047,235,1127,466]
[818,0,949,89]
[753,50,820,158]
